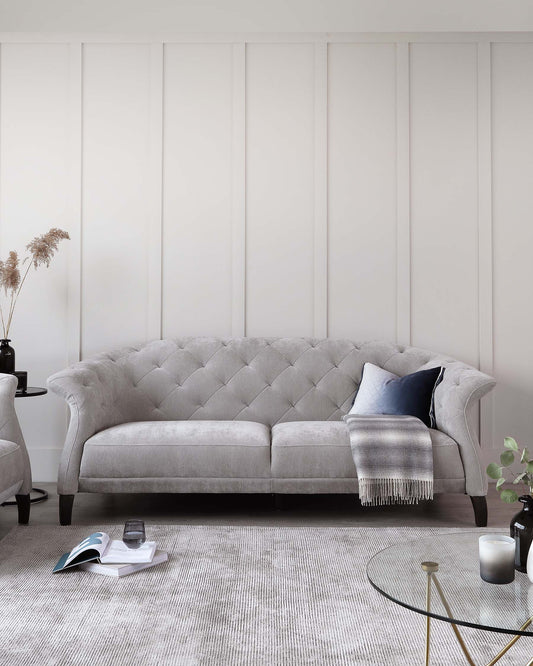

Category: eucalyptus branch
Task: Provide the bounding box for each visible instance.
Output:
[487,437,533,503]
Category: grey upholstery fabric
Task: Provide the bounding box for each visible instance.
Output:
[79,477,273,494]
[0,440,24,504]
[80,420,271,479]
[272,422,354,479]
[77,420,464,496]
[0,373,31,502]
[271,421,465,486]
[47,338,496,497]
[272,477,466,494]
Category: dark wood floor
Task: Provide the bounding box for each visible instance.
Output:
[0,483,511,540]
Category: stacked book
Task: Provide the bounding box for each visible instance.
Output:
[53,532,168,577]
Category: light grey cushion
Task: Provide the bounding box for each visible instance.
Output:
[0,439,24,500]
[349,363,397,414]
[271,421,465,486]
[272,422,353,479]
[80,421,271,480]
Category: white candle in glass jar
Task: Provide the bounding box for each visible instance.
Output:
[479,535,515,584]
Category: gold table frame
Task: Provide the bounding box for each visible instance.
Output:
[421,561,533,666]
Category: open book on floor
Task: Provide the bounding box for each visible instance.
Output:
[53,532,165,573]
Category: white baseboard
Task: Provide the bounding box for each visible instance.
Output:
[28,448,61,484]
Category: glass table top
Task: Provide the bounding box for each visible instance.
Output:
[367,532,533,637]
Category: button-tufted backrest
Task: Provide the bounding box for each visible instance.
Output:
[98,337,453,427]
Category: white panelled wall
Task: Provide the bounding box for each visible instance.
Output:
[0,33,531,481]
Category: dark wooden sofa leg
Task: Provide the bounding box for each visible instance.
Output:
[15,494,30,525]
[470,496,488,527]
[274,494,284,510]
[59,494,75,526]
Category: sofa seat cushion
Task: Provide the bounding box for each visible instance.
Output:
[80,421,271,479]
[0,439,24,494]
[271,421,465,481]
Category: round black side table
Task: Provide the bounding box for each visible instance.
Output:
[2,387,49,506]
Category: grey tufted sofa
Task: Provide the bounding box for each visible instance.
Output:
[47,338,496,526]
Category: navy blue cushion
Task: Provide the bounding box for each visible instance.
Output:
[349,363,444,428]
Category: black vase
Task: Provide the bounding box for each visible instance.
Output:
[510,495,533,573]
[0,339,15,374]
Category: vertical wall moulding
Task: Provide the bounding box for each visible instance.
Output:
[327,42,397,341]
[396,42,411,346]
[67,42,82,365]
[162,43,234,337]
[232,42,246,336]
[0,43,2,255]
[314,40,328,339]
[491,42,533,456]
[244,42,315,336]
[82,43,154,356]
[147,43,164,341]
[477,41,495,449]
[409,43,478,364]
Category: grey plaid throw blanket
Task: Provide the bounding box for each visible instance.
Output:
[343,414,433,506]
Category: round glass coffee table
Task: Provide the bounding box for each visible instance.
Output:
[367,532,533,666]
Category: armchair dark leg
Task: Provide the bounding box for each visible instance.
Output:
[59,494,75,526]
[15,494,30,525]
[470,496,488,527]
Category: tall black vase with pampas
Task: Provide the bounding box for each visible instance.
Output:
[0,339,14,374]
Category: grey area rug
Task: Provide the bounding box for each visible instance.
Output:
[0,525,531,665]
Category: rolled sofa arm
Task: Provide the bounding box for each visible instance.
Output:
[433,362,496,497]
[0,373,32,494]
[47,359,134,494]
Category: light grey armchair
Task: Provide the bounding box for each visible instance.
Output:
[0,373,31,524]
